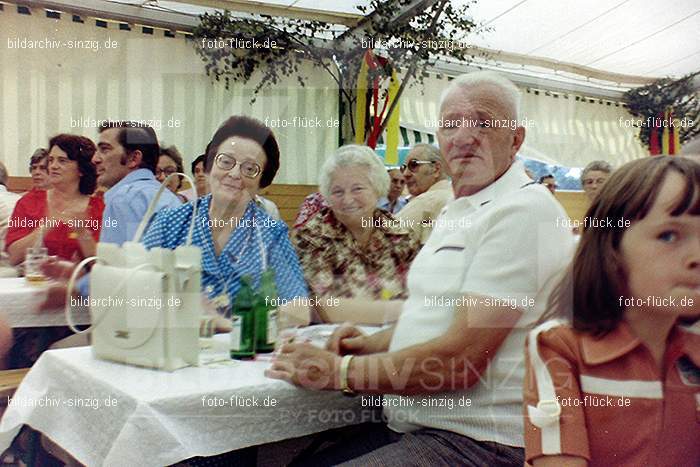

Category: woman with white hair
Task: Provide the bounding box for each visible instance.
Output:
[292,144,420,324]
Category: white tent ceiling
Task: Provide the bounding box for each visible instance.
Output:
[106,0,699,83]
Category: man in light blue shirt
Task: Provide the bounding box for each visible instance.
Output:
[95,122,181,245]
[376,167,407,214]
[42,122,182,298]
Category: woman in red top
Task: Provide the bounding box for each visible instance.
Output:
[5,134,103,265]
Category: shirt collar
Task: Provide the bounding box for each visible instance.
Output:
[580,321,643,365]
[426,179,451,193]
[105,169,156,198]
[581,320,700,367]
[454,160,531,210]
[0,185,7,193]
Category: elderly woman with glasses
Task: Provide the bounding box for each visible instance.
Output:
[291,145,420,325]
[142,116,309,325]
[156,145,189,203]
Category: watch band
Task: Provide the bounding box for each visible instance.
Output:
[340,355,356,396]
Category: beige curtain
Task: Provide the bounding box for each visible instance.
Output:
[398,73,648,168]
[0,6,339,184]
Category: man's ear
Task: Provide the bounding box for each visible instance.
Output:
[126,150,143,169]
[512,126,526,156]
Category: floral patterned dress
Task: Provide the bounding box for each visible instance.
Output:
[291,207,420,304]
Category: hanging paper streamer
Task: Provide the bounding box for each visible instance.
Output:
[353,50,402,163]
[649,111,662,156]
[672,115,681,154]
[384,69,401,165]
[354,51,372,145]
[659,108,682,155]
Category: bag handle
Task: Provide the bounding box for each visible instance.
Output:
[132,172,199,245]
[64,257,162,334]
[64,172,199,334]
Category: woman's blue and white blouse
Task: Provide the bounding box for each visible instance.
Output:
[142,194,308,304]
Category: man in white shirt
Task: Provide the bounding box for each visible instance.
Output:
[0,162,21,252]
[268,71,575,466]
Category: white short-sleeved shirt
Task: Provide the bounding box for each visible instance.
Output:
[383,160,576,448]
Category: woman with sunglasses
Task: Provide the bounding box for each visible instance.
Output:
[142,116,308,322]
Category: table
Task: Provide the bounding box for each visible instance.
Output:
[0,334,375,466]
[0,278,90,328]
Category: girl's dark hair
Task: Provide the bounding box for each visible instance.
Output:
[48,134,97,195]
[544,155,700,336]
[204,116,280,188]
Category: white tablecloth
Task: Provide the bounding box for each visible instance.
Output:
[0,345,374,466]
[0,278,90,327]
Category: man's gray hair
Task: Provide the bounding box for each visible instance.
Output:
[0,162,8,186]
[439,71,521,120]
[319,144,390,199]
[410,143,447,177]
[581,160,613,180]
[681,135,700,156]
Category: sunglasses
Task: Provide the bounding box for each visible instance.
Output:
[400,160,436,173]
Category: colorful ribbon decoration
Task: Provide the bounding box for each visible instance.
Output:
[354,50,401,165]
[650,108,681,155]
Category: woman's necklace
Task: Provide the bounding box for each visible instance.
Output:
[47,191,83,239]
[207,216,255,314]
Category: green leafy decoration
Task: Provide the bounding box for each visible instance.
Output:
[623,72,699,149]
[191,0,483,141]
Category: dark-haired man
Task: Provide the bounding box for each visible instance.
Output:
[42,122,180,300]
[93,122,180,245]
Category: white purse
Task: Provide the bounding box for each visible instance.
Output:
[66,173,201,371]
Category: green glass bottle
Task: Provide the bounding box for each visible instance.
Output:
[230,275,256,359]
[254,270,278,353]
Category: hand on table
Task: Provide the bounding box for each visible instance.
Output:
[326,323,368,355]
[212,315,232,333]
[40,282,69,311]
[265,343,342,391]
[40,257,77,281]
[39,258,80,311]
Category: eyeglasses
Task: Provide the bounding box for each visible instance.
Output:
[582,177,607,186]
[215,153,262,179]
[155,167,178,177]
[400,160,435,173]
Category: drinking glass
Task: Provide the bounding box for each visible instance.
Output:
[24,247,48,283]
